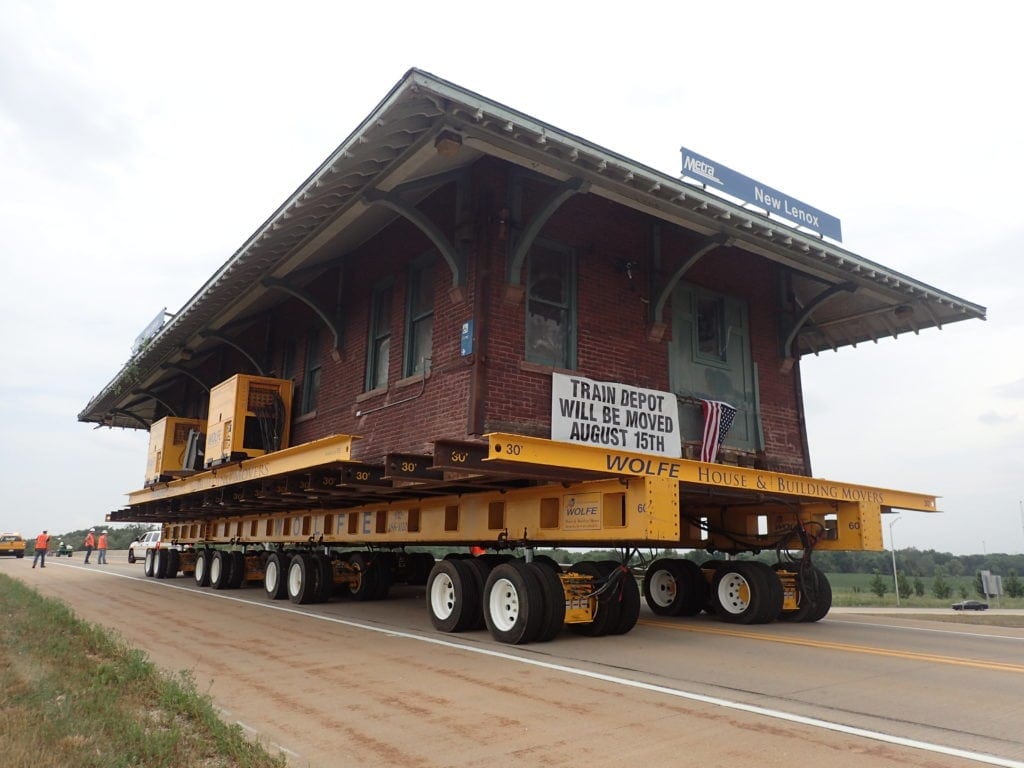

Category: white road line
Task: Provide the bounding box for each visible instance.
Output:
[271,743,301,758]
[826,617,1024,642]
[56,564,1024,768]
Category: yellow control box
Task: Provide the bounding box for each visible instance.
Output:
[145,416,206,485]
[204,374,292,467]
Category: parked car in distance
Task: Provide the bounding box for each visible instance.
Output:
[128,530,162,563]
[951,600,989,611]
[0,533,26,558]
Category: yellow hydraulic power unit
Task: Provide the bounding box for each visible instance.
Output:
[204,374,292,468]
[145,416,206,485]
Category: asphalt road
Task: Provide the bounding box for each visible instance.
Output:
[4,553,1023,768]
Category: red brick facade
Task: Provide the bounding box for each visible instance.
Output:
[175,156,810,475]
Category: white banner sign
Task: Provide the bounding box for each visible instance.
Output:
[551,373,681,457]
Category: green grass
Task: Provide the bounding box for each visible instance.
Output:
[824,572,1024,610]
[0,573,286,768]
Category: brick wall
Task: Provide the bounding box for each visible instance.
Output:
[186,156,810,474]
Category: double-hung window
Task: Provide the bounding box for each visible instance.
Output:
[404,257,434,377]
[366,280,393,391]
[300,329,321,415]
[525,240,576,369]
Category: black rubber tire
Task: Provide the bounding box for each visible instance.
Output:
[287,553,318,604]
[746,561,784,623]
[143,548,156,577]
[568,561,621,637]
[775,562,813,622]
[210,550,233,590]
[786,565,835,626]
[127,550,137,564]
[165,549,180,579]
[483,560,545,645]
[406,552,435,586]
[805,568,833,622]
[461,556,495,630]
[711,561,767,624]
[264,552,290,600]
[527,561,566,642]
[480,553,514,566]
[153,549,169,579]
[643,558,686,616]
[530,554,562,572]
[426,558,481,632]
[194,549,212,586]
[313,553,335,603]
[610,566,641,635]
[772,562,831,623]
[592,560,641,635]
[675,559,710,616]
[372,552,394,600]
[347,552,379,601]
[228,551,246,588]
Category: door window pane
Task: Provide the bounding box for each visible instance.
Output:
[696,296,725,361]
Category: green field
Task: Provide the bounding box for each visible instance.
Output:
[824,572,1024,609]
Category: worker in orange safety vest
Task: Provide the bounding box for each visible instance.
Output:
[32,530,51,568]
[97,530,108,564]
[83,529,96,564]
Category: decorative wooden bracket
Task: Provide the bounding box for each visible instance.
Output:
[200,331,265,375]
[262,277,344,362]
[362,187,467,304]
[779,281,857,371]
[131,389,178,417]
[647,233,733,341]
[161,363,211,393]
[504,177,589,304]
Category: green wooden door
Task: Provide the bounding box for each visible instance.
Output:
[668,283,760,452]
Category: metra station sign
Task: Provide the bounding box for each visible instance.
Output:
[680,146,842,242]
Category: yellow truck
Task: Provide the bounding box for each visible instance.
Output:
[0,533,26,558]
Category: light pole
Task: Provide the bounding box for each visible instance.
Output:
[889,516,902,607]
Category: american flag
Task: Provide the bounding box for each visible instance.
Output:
[700,400,737,463]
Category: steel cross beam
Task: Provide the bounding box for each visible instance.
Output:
[485,433,939,513]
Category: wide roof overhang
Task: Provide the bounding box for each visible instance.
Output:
[79,68,986,429]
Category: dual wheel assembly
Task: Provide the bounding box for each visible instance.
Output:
[143,548,180,580]
[426,556,640,645]
[642,558,832,624]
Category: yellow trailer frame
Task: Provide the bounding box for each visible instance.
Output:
[113,432,937,556]
[113,432,942,639]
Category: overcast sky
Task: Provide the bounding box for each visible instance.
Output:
[1,1,1021,556]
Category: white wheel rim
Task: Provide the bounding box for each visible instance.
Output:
[488,577,520,632]
[649,568,677,608]
[430,573,456,620]
[288,561,303,597]
[266,560,279,591]
[210,556,221,583]
[195,555,205,582]
[717,571,752,614]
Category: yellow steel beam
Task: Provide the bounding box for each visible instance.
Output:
[485,434,940,513]
[128,435,356,505]
[163,477,681,547]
